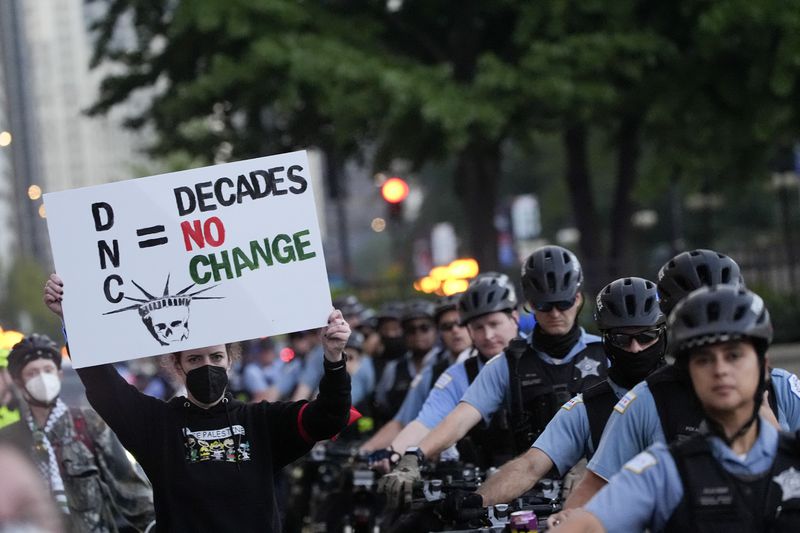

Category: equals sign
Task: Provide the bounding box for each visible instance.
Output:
[137,225,168,248]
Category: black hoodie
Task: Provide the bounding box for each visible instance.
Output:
[76,359,350,532]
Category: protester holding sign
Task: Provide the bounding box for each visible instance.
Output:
[44,273,353,533]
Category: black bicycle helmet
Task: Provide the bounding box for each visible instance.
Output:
[434,294,461,323]
[521,245,583,304]
[669,285,772,446]
[458,274,518,325]
[401,300,436,324]
[345,331,365,352]
[7,333,62,379]
[469,271,511,287]
[668,285,772,360]
[657,249,744,315]
[595,277,665,331]
[334,295,365,318]
[376,301,405,322]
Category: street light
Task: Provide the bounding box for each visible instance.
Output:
[0,131,11,147]
[28,185,42,200]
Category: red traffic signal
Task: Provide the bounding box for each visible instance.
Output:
[381,177,409,204]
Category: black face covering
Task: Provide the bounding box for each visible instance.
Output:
[185,365,229,405]
[531,323,581,359]
[605,335,667,389]
[381,336,407,360]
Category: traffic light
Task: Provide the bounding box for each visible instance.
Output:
[381,177,409,221]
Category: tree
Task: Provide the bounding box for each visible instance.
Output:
[87,0,800,284]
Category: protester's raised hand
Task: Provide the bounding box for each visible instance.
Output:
[43,273,64,319]
[321,309,351,362]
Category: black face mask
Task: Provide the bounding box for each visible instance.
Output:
[531,323,581,359]
[185,365,228,405]
[605,335,667,389]
[381,336,407,360]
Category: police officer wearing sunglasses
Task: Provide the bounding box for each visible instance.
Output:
[362,294,472,457]
[451,278,666,511]
[373,300,441,427]
[561,249,800,514]
[379,246,608,508]
[553,285,800,533]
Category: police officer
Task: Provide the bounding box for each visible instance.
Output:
[465,277,667,509]
[361,294,471,454]
[373,300,440,427]
[564,249,800,511]
[552,285,800,533]
[380,246,607,506]
[370,275,516,473]
[291,296,369,402]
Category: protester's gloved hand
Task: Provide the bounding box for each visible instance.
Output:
[368,448,401,474]
[376,453,421,509]
[439,490,484,523]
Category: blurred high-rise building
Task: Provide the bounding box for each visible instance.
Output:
[0,0,151,270]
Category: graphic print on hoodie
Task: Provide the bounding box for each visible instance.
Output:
[183,424,251,463]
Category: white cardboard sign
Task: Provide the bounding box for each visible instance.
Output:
[44,151,331,368]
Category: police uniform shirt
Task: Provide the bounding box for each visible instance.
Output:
[243,358,296,396]
[587,368,800,481]
[393,353,448,425]
[374,348,438,410]
[298,344,326,391]
[532,378,627,476]
[414,354,486,429]
[460,330,602,424]
[393,350,452,426]
[351,356,375,406]
[585,417,780,532]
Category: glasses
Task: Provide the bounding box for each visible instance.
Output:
[532,297,576,313]
[605,327,663,349]
[438,321,461,332]
[405,323,433,335]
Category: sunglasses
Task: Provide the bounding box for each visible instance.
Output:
[405,323,433,335]
[438,321,461,332]
[605,327,663,349]
[532,297,576,313]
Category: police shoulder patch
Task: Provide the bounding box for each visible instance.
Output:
[613,390,637,414]
[623,451,657,475]
[434,373,453,390]
[789,374,800,400]
[561,395,584,411]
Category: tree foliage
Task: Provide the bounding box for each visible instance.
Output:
[87,0,800,283]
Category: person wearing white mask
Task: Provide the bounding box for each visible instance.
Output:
[0,333,155,532]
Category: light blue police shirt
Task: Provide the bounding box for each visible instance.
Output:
[393,350,457,425]
[415,351,485,429]
[374,350,435,410]
[588,367,800,481]
[460,330,603,424]
[351,355,376,406]
[586,418,780,532]
[532,378,627,476]
[298,344,325,390]
[243,359,286,394]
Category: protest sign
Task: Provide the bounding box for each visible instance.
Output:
[44,150,331,367]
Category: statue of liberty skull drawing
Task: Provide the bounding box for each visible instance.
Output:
[104,275,222,346]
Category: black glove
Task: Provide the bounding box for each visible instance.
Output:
[439,490,484,523]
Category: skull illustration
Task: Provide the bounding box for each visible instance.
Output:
[140,296,192,345]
